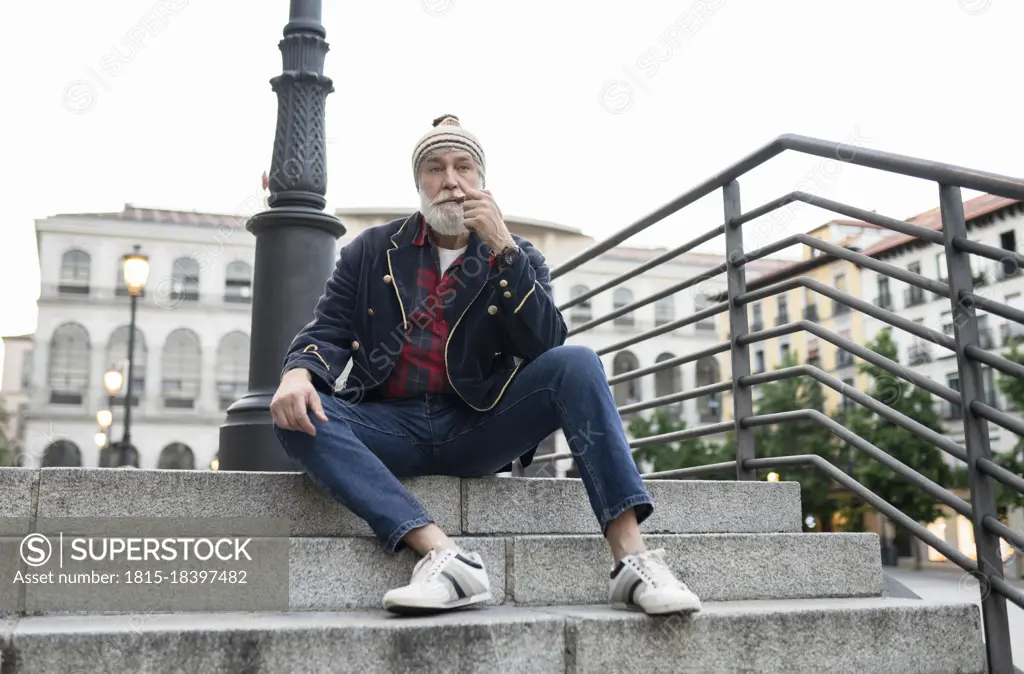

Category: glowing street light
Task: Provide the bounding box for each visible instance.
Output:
[766,472,780,482]
[96,409,113,429]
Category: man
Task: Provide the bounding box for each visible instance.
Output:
[271,114,701,617]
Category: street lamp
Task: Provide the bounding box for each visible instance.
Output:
[119,245,150,466]
[94,432,107,450]
[218,0,344,471]
[101,369,123,468]
[96,409,112,430]
[766,472,780,482]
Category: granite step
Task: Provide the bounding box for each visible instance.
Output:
[10,467,803,536]
[0,598,984,674]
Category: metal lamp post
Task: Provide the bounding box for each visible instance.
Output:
[102,369,122,467]
[219,0,345,471]
[119,245,150,467]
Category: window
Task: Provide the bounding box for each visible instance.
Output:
[946,373,962,419]
[776,295,788,325]
[876,276,891,310]
[754,349,766,374]
[612,351,641,412]
[20,348,33,391]
[941,310,954,337]
[613,288,634,328]
[41,440,82,467]
[1003,293,1024,345]
[841,378,856,412]
[978,315,994,349]
[983,367,998,408]
[569,285,592,327]
[780,340,791,363]
[1000,231,1018,278]
[224,261,252,303]
[654,295,675,327]
[59,250,90,295]
[694,292,716,330]
[905,262,925,306]
[936,252,947,282]
[106,326,147,406]
[171,257,200,302]
[162,329,202,408]
[751,303,763,330]
[216,332,250,410]
[833,274,849,315]
[48,323,90,404]
[695,357,721,422]
[654,353,681,421]
[158,443,195,469]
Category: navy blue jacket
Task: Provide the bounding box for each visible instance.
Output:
[281,213,569,467]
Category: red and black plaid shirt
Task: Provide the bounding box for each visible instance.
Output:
[379,218,495,398]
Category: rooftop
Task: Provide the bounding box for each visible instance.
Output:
[42,203,249,229]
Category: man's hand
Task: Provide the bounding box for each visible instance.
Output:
[458,176,515,254]
[270,368,328,436]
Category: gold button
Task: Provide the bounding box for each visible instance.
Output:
[487,305,498,315]
[383,275,392,284]
[351,341,360,351]
[367,308,374,316]
[499,279,508,288]
[503,291,512,299]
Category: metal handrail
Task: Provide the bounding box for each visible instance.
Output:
[545,133,1024,672]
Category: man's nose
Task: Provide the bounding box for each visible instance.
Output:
[442,167,459,188]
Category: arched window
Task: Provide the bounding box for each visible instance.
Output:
[694,292,717,331]
[225,261,253,303]
[171,257,200,302]
[216,332,249,410]
[162,329,201,408]
[695,356,722,422]
[48,323,90,404]
[654,352,682,422]
[612,351,641,413]
[613,288,635,328]
[106,326,147,406]
[42,440,82,467]
[59,250,91,295]
[569,285,592,327]
[158,442,195,469]
[654,295,675,327]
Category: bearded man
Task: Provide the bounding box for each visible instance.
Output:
[270,114,701,616]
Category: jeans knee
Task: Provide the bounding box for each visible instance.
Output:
[548,344,604,379]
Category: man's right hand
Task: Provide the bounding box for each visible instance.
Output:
[270,368,329,436]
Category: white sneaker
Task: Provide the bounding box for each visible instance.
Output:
[608,548,702,615]
[382,547,492,615]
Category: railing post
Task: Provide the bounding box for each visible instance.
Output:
[939,183,1013,674]
[723,181,756,481]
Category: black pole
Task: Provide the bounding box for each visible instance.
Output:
[219,0,344,471]
[120,292,138,466]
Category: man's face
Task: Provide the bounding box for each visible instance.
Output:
[418,150,482,238]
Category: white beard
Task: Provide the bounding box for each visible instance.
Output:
[420,188,468,237]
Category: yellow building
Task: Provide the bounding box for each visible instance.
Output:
[715,220,891,418]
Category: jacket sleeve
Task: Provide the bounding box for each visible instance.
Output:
[280,237,363,392]
[489,238,568,360]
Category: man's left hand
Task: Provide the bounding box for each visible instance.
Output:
[458,176,515,254]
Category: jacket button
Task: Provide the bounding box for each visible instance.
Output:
[503,291,512,299]
[499,279,508,288]
[367,308,374,316]
[487,305,498,315]
[351,341,360,351]
[383,274,392,284]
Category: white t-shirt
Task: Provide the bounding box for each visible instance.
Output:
[437,246,468,275]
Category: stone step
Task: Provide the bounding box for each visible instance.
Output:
[12,467,803,536]
[0,598,984,673]
[11,533,881,614]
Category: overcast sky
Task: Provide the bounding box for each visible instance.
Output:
[2,0,1021,359]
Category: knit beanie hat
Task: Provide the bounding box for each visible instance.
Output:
[411,114,486,189]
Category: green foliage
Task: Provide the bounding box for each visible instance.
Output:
[843,329,952,530]
[628,408,731,477]
[987,343,1024,514]
[997,343,1024,411]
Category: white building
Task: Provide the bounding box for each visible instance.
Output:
[4,204,786,475]
[860,194,1024,458]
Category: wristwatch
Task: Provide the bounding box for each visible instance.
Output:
[495,244,521,269]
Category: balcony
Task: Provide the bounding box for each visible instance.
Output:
[803,305,819,322]
[835,350,854,369]
[904,287,926,307]
[907,342,932,365]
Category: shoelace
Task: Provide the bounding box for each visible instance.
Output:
[634,548,682,589]
[412,548,455,584]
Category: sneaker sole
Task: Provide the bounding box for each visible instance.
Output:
[611,600,702,615]
[384,591,492,616]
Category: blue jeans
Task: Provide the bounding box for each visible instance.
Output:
[274,344,654,553]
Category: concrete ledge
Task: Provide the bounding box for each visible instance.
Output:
[550,598,985,674]
[507,533,883,605]
[1,598,984,674]
[0,469,35,536]
[32,468,462,537]
[462,478,802,534]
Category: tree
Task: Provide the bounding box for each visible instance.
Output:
[843,330,952,568]
[628,408,731,477]
[989,343,1024,515]
[749,350,840,531]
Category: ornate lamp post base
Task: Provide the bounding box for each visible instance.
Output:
[219,1,345,471]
